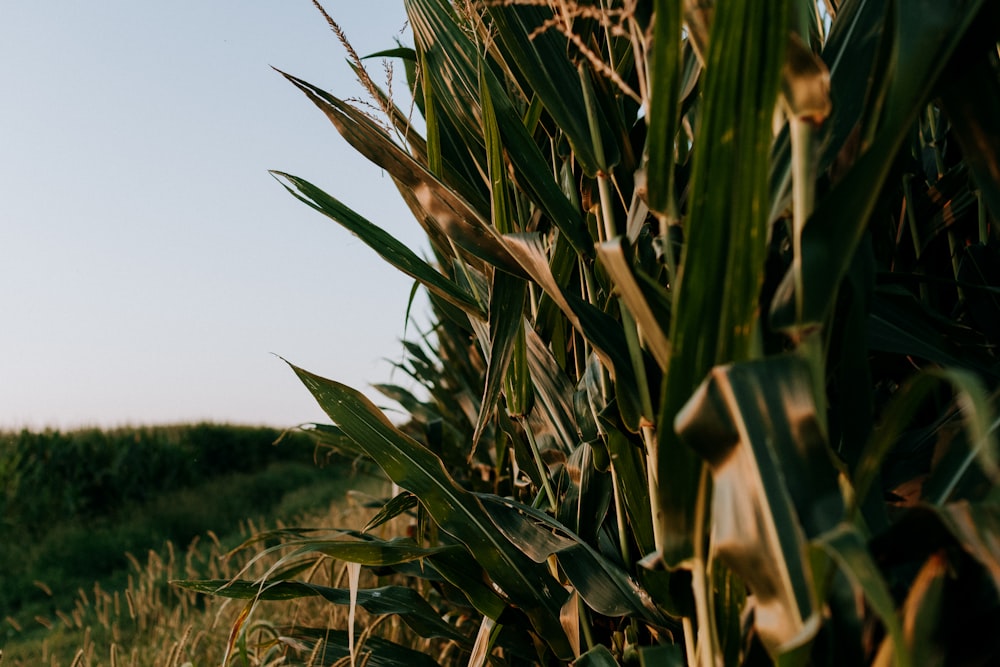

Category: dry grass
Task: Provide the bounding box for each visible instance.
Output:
[0,482,433,667]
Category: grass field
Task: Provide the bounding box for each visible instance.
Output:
[0,423,390,665]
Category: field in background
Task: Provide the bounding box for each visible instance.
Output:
[0,423,388,665]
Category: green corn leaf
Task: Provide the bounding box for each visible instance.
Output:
[475,270,529,444]
[556,441,612,545]
[646,0,684,216]
[477,53,533,425]
[271,171,484,319]
[504,309,531,419]
[771,0,990,329]
[483,3,620,176]
[364,491,419,533]
[870,499,1000,593]
[479,494,675,628]
[639,644,685,667]
[597,239,671,371]
[938,40,1000,221]
[565,292,645,433]
[676,355,842,655]
[867,292,974,373]
[479,57,516,237]
[524,324,581,453]
[287,362,573,659]
[274,629,442,667]
[935,500,1000,591]
[853,367,999,513]
[304,423,362,457]
[658,0,790,566]
[603,424,657,559]
[174,580,466,642]
[276,70,527,280]
[373,383,441,423]
[898,554,948,665]
[404,0,483,161]
[280,536,458,566]
[420,548,508,621]
[769,0,889,221]
[406,0,592,255]
[502,232,644,430]
[815,523,913,667]
[575,644,620,667]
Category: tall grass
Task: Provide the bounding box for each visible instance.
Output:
[0,425,326,627]
[3,478,394,666]
[0,423,317,536]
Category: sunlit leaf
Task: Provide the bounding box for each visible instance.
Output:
[288,362,573,658]
[484,3,620,177]
[406,0,592,255]
[364,491,418,533]
[277,70,527,280]
[479,494,675,628]
[676,355,841,654]
[597,239,671,371]
[271,171,484,318]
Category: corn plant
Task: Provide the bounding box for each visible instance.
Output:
[183,0,1000,664]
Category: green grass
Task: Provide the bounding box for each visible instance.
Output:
[1,479,393,666]
[0,424,386,664]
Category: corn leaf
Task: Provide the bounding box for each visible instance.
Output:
[271,171,484,318]
[483,3,620,176]
[938,42,1000,221]
[479,494,675,628]
[575,644,620,667]
[524,324,581,453]
[288,362,573,658]
[277,70,527,280]
[639,644,685,666]
[278,537,458,566]
[175,580,466,642]
[406,0,592,255]
[852,367,999,513]
[934,500,1000,591]
[769,0,889,221]
[603,423,657,557]
[646,0,684,216]
[275,630,441,667]
[475,270,529,444]
[676,355,842,654]
[597,239,671,371]
[771,0,990,329]
[815,523,913,667]
[364,491,418,533]
[898,554,948,665]
[658,0,790,566]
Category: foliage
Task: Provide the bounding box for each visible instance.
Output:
[2,490,393,666]
[0,423,316,535]
[196,0,1000,664]
[0,424,330,630]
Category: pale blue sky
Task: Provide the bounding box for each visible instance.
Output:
[0,2,429,429]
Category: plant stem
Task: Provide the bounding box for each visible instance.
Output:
[690,463,719,667]
[789,116,814,327]
[522,419,558,512]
